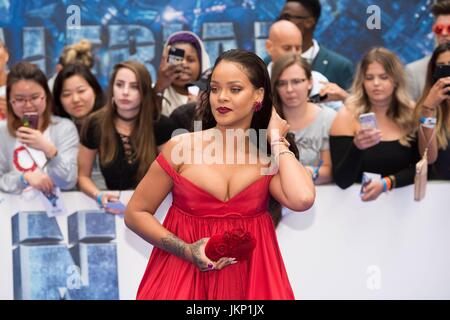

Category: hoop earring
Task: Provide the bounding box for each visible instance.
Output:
[254,101,262,112]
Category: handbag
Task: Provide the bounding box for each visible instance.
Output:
[414,126,435,201]
[205,228,256,261]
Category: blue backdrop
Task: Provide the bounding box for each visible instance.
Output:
[0,0,435,86]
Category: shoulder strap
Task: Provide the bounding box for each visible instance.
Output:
[156,153,179,181]
[418,125,436,159]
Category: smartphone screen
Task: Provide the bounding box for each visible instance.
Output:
[433,64,450,95]
[167,47,185,65]
[22,112,39,129]
[187,85,200,96]
[433,64,450,82]
[359,112,377,130]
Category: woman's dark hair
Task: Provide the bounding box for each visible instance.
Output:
[200,49,272,151]
[199,49,298,157]
[424,42,450,88]
[6,61,53,137]
[416,42,450,149]
[53,63,104,119]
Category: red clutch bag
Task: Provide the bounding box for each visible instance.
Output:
[205,228,256,261]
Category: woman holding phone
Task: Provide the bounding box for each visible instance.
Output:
[0,61,79,194]
[329,47,418,201]
[154,31,211,116]
[415,43,450,180]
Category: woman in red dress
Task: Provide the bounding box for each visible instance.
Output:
[125,49,315,300]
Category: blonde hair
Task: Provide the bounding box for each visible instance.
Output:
[59,39,94,68]
[271,54,312,119]
[347,47,415,145]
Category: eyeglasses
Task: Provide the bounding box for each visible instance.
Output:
[432,24,450,35]
[10,94,45,108]
[276,78,307,89]
[277,13,311,22]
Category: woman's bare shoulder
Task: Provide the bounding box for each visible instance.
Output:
[330,104,357,136]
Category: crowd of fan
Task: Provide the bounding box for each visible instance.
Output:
[0,0,448,224]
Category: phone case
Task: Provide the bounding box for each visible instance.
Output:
[105,201,126,212]
[414,156,428,201]
[167,47,185,64]
[359,113,377,129]
[22,113,39,129]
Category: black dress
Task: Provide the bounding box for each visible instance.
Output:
[81,115,176,190]
[430,137,450,180]
[329,135,420,189]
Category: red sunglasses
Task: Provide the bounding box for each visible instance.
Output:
[432,24,450,35]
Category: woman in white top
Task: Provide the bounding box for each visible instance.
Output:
[0,61,79,194]
[154,31,211,116]
[271,54,336,184]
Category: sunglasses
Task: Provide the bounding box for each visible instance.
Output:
[432,24,450,35]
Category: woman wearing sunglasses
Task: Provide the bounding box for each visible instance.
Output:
[415,43,450,180]
[406,1,450,101]
[0,62,79,194]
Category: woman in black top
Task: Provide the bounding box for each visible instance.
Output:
[415,43,450,180]
[78,61,176,211]
[330,48,418,201]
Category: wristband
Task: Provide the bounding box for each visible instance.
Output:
[388,175,396,189]
[270,136,290,147]
[312,159,323,182]
[420,117,437,129]
[96,192,104,207]
[274,150,295,164]
[381,178,388,192]
[383,177,392,192]
[20,174,29,187]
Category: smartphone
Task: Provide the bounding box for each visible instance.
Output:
[187,85,200,97]
[359,112,377,130]
[308,93,328,103]
[167,47,185,65]
[433,64,450,95]
[104,201,126,213]
[360,172,372,196]
[22,112,39,129]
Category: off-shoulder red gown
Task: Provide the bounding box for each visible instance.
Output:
[136,153,294,300]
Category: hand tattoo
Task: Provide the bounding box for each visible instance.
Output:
[160,234,188,260]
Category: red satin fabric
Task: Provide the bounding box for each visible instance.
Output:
[136,153,295,300]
